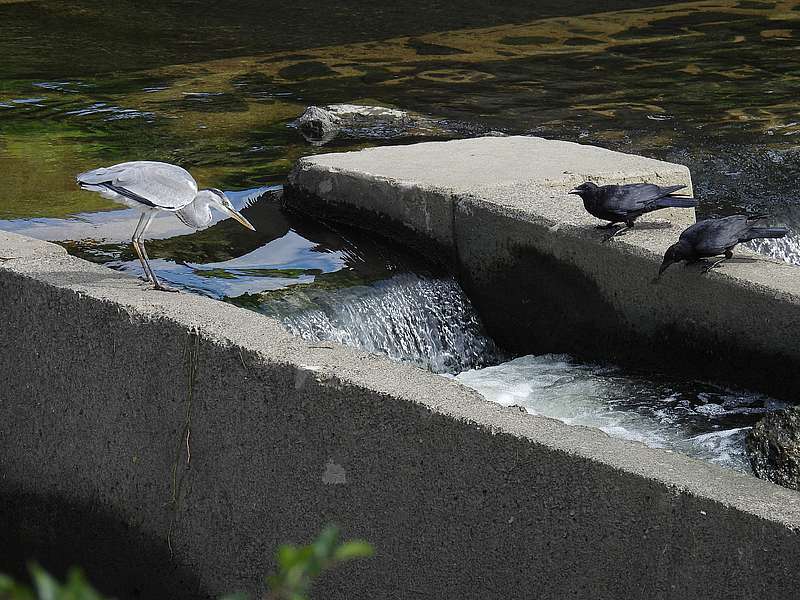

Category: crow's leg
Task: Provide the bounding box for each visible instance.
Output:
[702,258,727,273]
[602,224,630,242]
[595,222,618,229]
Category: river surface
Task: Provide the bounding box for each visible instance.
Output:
[2,0,800,473]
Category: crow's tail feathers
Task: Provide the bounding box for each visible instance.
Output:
[747,227,788,240]
[656,196,698,209]
[660,184,687,195]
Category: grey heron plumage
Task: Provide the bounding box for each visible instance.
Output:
[77,161,255,291]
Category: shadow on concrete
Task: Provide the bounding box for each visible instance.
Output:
[0,490,207,600]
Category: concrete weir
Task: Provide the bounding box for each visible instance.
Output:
[1,137,800,599]
[285,135,800,400]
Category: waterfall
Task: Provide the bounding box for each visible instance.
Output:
[274,273,501,374]
[748,232,800,266]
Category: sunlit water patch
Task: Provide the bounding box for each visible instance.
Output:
[453,354,786,472]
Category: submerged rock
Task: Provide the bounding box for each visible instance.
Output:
[292,103,499,145]
[745,406,800,489]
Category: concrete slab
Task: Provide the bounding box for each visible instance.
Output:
[3,227,800,598]
[288,136,695,252]
[286,135,800,399]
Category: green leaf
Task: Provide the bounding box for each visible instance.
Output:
[312,526,339,560]
[0,573,36,600]
[333,541,374,562]
[28,564,59,600]
[63,568,105,600]
[276,544,297,569]
[0,574,15,591]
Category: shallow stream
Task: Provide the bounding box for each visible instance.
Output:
[3,0,800,473]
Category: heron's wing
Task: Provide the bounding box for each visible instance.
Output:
[77,161,198,210]
[683,216,746,253]
[605,183,686,211]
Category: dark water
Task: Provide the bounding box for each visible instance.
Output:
[2,0,800,471]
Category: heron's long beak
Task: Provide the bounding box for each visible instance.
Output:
[226,206,256,231]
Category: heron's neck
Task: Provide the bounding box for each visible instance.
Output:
[176,192,214,229]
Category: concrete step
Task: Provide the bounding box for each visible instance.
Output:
[286,135,800,400]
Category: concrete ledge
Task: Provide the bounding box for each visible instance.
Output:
[285,136,800,399]
[2,229,800,599]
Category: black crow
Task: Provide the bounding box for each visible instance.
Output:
[659,214,788,275]
[569,182,697,240]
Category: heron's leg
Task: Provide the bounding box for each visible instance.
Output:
[602,223,630,242]
[138,212,178,293]
[132,212,157,283]
[131,212,153,282]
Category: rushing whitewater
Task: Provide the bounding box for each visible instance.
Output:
[749,232,800,266]
[453,354,785,472]
[276,273,501,374]
[271,272,784,473]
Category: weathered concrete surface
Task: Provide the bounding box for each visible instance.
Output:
[285,135,800,399]
[2,230,800,599]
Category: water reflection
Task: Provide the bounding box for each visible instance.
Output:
[4,186,440,311]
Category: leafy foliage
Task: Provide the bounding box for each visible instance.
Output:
[2,526,373,600]
[0,565,109,600]
[264,525,373,600]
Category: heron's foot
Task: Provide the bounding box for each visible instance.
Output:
[153,281,179,293]
[139,274,152,282]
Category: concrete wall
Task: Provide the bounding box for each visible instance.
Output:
[2,229,800,599]
[285,135,800,400]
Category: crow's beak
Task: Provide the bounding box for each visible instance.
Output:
[657,260,672,277]
[226,206,256,231]
[568,189,581,195]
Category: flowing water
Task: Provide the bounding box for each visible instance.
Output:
[3,0,800,473]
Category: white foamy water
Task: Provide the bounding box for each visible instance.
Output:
[277,273,501,374]
[271,273,784,473]
[453,354,785,472]
[749,233,800,266]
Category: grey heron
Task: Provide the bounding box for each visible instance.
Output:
[77,161,256,291]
